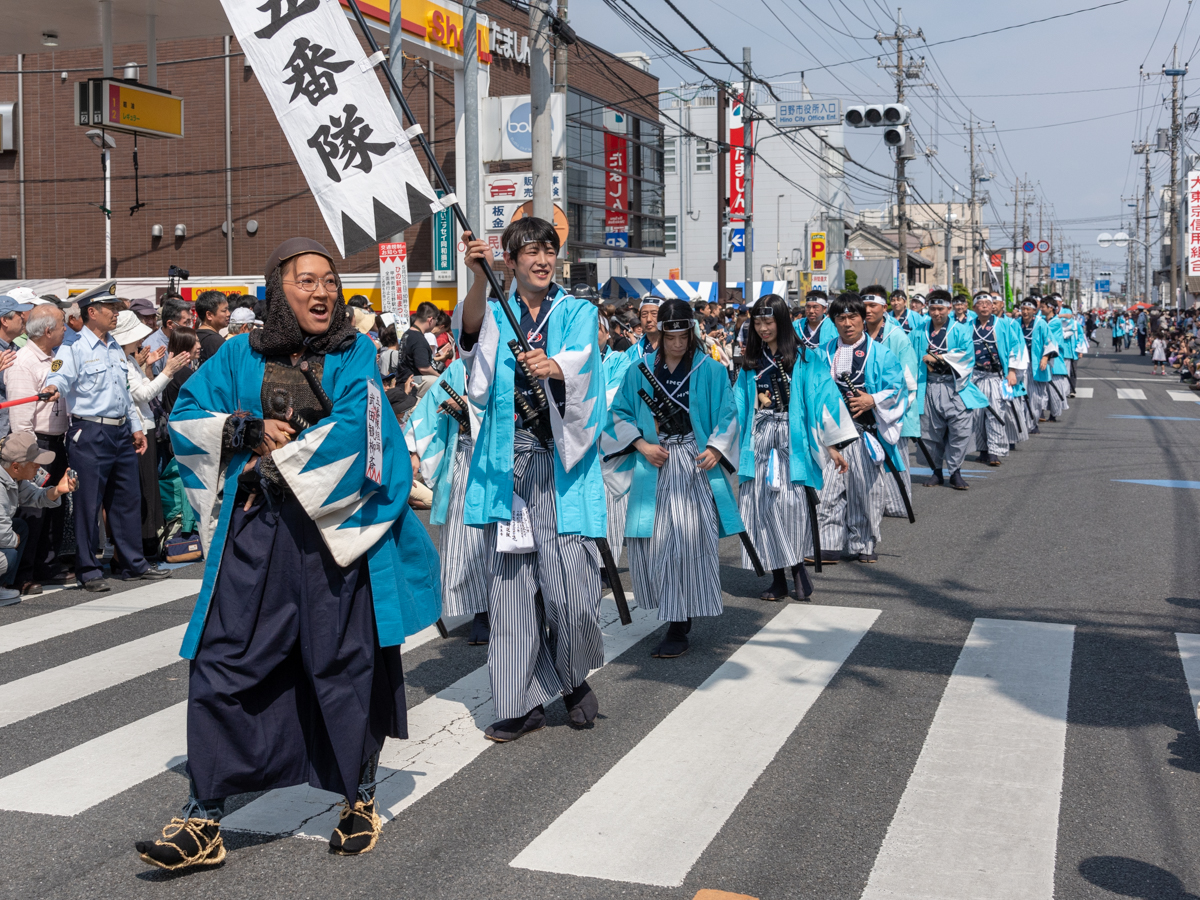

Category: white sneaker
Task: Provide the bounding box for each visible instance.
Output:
[0,587,22,607]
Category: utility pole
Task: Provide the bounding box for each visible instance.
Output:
[1133,139,1153,303]
[529,0,554,223]
[968,119,976,292]
[743,47,755,303]
[1012,177,1019,301]
[877,9,924,292]
[717,83,728,298]
[554,0,569,281]
[1168,46,1184,306]
[1037,203,1043,293]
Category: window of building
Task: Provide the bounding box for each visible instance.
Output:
[665,216,677,251]
[664,139,676,175]
[696,141,712,173]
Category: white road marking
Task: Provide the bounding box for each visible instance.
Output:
[1174,633,1200,726]
[0,580,202,655]
[1168,391,1200,402]
[0,611,471,815]
[0,702,188,817]
[1073,387,1094,398]
[860,618,1075,900]
[220,596,663,839]
[0,624,188,728]
[1116,388,1146,400]
[509,604,880,888]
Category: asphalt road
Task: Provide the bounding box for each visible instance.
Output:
[2,336,1199,900]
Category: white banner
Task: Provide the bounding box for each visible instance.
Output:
[222,0,443,257]
[378,242,409,331]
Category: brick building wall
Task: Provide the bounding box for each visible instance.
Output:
[0,4,655,280]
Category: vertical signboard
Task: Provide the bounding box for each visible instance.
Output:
[378,242,410,330]
[1188,170,1200,278]
[603,107,629,248]
[729,94,746,224]
[433,189,455,282]
[810,231,827,288]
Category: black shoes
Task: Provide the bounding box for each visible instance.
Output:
[563,680,599,727]
[136,817,225,871]
[79,578,111,593]
[652,619,691,658]
[467,612,490,645]
[329,799,382,855]
[948,470,969,491]
[760,569,790,601]
[792,564,813,601]
[926,468,945,487]
[485,705,546,743]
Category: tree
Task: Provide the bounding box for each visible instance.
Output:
[844,269,859,292]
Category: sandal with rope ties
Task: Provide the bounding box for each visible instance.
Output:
[329,798,382,855]
[136,817,225,871]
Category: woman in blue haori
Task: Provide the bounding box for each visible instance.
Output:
[137,239,440,871]
[457,217,608,744]
[404,358,492,644]
[602,299,746,659]
[734,294,851,600]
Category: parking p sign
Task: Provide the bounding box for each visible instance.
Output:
[810,232,827,272]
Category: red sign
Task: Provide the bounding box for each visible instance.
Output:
[728,94,754,222]
[604,131,628,239]
[990,252,1002,269]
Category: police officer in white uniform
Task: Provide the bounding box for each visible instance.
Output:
[43,283,171,592]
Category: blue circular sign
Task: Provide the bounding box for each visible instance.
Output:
[1022,240,1036,253]
[506,102,557,155]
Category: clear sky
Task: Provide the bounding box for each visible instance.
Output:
[567,0,1197,281]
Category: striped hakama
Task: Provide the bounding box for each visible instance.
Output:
[814,429,885,556]
[737,410,808,571]
[483,430,604,721]
[1032,374,1068,418]
[881,437,912,517]
[605,488,628,566]
[971,371,1010,457]
[628,433,723,622]
[920,375,973,473]
[439,434,491,617]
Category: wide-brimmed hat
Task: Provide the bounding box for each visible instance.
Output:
[112,309,152,346]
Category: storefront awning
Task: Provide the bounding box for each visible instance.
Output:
[599,277,660,300]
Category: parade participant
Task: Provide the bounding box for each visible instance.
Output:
[909,293,927,320]
[1018,298,1051,429]
[796,288,838,350]
[1112,309,1127,352]
[1053,296,1080,396]
[598,311,634,565]
[1037,296,1071,421]
[43,284,169,591]
[968,293,1020,466]
[404,358,491,644]
[912,289,988,490]
[952,294,976,326]
[457,218,608,743]
[627,295,662,361]
[734,294,851,598]
[992,292,1032,448]
[888,289,923,334]
[817,293,908,562]
[861,287,920,517]
[135,238,441,868]
[604,299,743,656]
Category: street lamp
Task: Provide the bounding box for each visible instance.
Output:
[85,130,117,280]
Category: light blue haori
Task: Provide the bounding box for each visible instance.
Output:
[169,333,442,659]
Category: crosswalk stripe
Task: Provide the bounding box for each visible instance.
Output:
[860,618,1075,900]
[221,597,663,838]
[1174,633,1200,725]
[0,580,202,655]
[1167,391,1200,402]
[0,702,188,816]
[0,624,188,728]
[0,611,471,816]
[1073,387,1094,398]
[509,604,880,888]
[1116,388,1146,400]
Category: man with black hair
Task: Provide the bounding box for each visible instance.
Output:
[459,216,608,742]
[818,292,908,563]
[626,295,662,361]
[396,303,440,395]
[969,292,1020,466]
[911,289,988,489]
[143,295,195,377]
[796,288,838,350]
[194,291,230,365]
[44,285,169,591]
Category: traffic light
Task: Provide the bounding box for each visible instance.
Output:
[721,224,735,260]
[883,104,909,125]
[883,125,906,146]
[845,104,912,151]
[845,106,867,127]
